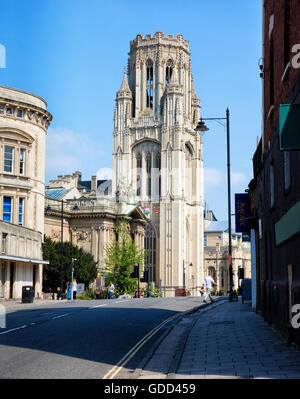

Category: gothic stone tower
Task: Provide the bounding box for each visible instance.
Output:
[112,32,204,297]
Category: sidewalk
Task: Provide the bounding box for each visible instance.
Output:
[137,299,300,379]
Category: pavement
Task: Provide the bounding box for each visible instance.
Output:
[135,298,300,379]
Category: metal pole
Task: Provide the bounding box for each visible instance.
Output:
[226,108,234,300]
[71,258,74,301]
[183,260,186,290]
[137,264,140,297]
[60,200,64,294]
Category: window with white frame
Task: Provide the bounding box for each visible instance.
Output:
[1,234,7,254]
[3,196,13,222]
[4,146,14,173]
[18,198,24,226]
[19,148,25,175]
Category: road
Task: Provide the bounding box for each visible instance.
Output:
[0,296,206,379]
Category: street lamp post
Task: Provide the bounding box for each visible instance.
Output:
[183,260,193,293]
[195,108,234,301]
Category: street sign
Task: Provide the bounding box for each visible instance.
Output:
[77,283,85,295]
[235,193,250,234]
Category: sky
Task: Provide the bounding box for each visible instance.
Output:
[0,0,262,221]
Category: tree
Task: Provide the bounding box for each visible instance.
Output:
[43,235,98,292]
[104,220,146,295]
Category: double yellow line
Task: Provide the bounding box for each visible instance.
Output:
[103,309,190,379]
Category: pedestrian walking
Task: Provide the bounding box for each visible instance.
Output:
[72,279,78,300]
[108,282,115,299]
[204,273,216,303]
[57,287,62,300]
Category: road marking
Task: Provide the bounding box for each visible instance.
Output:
[52,313,69,319]
[90,304,107,309]
[0,324,30,335]
[102,311,184,379]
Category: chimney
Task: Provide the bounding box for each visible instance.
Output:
[91,175,97,192]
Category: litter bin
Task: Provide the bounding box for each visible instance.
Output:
[22,286,34,303]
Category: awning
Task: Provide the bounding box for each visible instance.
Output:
[279,104,300,150]
[0,254,49,265]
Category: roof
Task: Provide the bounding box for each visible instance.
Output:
[77,179,111,191]
[205,221,229,233]
[45,188,68,200]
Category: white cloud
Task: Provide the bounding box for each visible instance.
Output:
[204,168,224,188]
[45,127,105,181]
[231,172,247,187]
[97,167,113,180]
[204,168,249,190]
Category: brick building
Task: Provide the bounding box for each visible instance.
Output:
[249,0,300,346]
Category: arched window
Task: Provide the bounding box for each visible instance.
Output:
[136,153,142,197]
[146,153,151,196]
[144,223,156,284]
[146,60,153,109]
[155,153,161,197]
[166,59,173,84]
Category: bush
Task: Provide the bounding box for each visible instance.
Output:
[149,286,162,297]
[96,289,108,299]
[77,294,92,300]
[84,288,96,300]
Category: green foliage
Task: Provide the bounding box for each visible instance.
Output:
[43,235,98,292]
[97,289,108,299]
[77,294,92,300]
[84,288,97,300]
[149,286,162,297]
[104,220,147,295]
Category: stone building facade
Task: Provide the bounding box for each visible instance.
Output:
[204,215,251,294]
[112,32,204,297]
[44,172,147,290]
[0,85,52,299]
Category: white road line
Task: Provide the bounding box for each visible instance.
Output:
[90,304,107,309]
[52,313,69,319]
[0,324,29,335]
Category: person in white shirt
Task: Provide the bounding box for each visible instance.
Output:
[204,274,216,303]
[108,282,115,299]
[72,279,79,300]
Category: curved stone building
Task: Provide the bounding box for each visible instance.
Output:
[0,86,52,299]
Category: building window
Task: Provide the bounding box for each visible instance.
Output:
[166,60,173,84]
[19,198,24,226]
[17,109,23,118]
[204,235,207,246]
[6,107,13,115]
[146,153,151,196]
[1,234,7,254]
[4,146,14,173]
[0,105,3,114]
[270,164,275,207]
[284,151,291,191]
[136,153,142,197]
[146,60,153,109]
[19,149,25,175]
[155,153,161,197]
[3,196,13,222]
